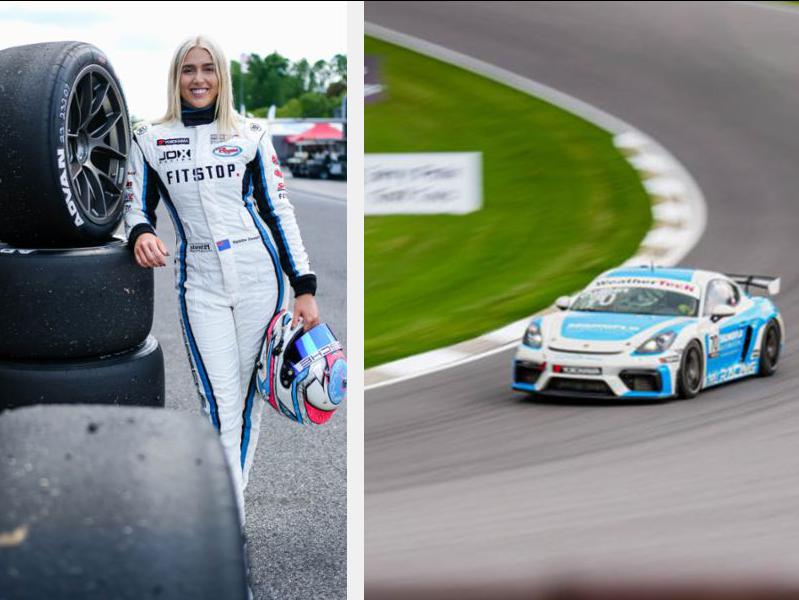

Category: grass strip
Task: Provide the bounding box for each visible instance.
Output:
[365,35,652,368]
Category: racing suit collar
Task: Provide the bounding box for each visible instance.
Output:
[180,100,216,127]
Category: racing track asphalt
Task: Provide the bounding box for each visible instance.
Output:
[365,0,799,588]
[150,179,346,599]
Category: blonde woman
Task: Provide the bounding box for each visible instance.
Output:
[124,35,320,525]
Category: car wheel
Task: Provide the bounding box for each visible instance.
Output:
[0,240,153,359]
[0,336,165,412]
[0,41,130,247]
[677,340,703,399]
[0,405,248,599]
[758,319,781,377]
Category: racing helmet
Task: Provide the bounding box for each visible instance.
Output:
[255,310,346,425]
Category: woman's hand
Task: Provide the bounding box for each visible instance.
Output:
[134,233,169,268]
[292,294,320,331]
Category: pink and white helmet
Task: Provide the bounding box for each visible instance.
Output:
[255,310,346,425]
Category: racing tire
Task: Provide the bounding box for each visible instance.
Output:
[677,340,704,399]
[758,319,781,377]
[0,239,153,359]
[0,336,165,412]
[0,41,130,247]
[0,405,248,599]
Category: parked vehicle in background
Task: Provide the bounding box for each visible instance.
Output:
[286,139,346,180]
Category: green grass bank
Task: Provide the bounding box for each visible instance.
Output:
[365,36,652,368]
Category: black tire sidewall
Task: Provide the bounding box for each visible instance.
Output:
[678,341,703,399]
[759,320,780,377]
[0,240,153,359]
[0,336,165,412]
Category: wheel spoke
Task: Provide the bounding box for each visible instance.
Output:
[89,79,110,119]
[89,110,122,140]
[83,164,105,216]
[97,168,123,196]
[77,72,94,129]
[92,142,127,162]
[69,161,82,181]
[68,98,82,134]
[77,171,91,214]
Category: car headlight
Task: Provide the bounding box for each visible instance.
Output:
[635,330,677,355]
[523,321,543,348]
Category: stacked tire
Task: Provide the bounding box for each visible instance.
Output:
[0,41,164,410]
[0,406,248,599]
[0,42,248,598]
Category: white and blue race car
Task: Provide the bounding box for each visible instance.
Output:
[512,267,783,400]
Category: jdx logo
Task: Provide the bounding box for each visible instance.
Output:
[159,148,191,163]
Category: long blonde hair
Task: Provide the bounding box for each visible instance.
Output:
[157,35,240,134]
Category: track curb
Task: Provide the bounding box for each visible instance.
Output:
[364,23,707,390]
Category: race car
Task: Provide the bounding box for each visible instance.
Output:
[512,267,783,400]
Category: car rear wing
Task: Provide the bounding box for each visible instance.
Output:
[726,274,781,295]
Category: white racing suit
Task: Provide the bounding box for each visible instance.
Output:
[123,117,316,524]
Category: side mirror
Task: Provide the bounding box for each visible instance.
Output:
[710,304,735,322]
[555,296,571,311]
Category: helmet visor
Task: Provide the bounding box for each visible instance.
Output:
[292,323,343,374]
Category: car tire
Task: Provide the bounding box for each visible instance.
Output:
[0,336,165,412]
[677,340,704,399]
[0,41,130,247]
[758,319,781,377]
[0,404,248,599]
[0,240,153,359]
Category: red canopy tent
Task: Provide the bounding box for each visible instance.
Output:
[286,123,343,143]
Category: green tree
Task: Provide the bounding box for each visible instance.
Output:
[326,81,346,99]
[232,52,346,117]
[331,53,347,84]
[309,59,330,93]
[299,92,332,117]
[276,98,303,118]
[291,58,311,93]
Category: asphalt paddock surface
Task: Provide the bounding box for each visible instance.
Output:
[151,179,346,599]
[366,0,799,589]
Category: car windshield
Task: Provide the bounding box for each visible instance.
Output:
[571,286,699,317]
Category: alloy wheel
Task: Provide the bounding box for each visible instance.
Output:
[65,64,129,226]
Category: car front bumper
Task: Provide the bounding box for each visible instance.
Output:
[512,343,681,399]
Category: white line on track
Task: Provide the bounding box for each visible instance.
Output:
[364,23,707,391]
[365,341,519,393]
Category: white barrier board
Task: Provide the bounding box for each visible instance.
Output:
[365,152,482,215]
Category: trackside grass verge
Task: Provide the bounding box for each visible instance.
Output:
[365,36,651,368]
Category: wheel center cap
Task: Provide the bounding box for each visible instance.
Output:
[76,132,90,163]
